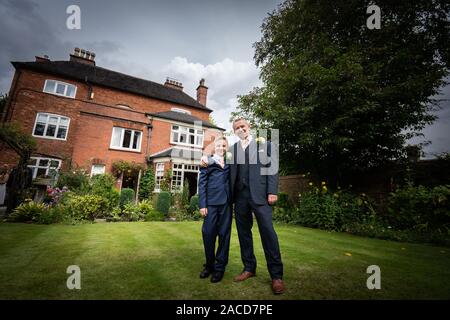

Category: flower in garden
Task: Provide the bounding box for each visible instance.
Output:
[321,181,326,185]
[225,152,232,161]
[309,182,313,186]
[322,185,327,192]
[344,252,352,257]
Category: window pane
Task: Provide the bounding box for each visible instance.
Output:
[39,159,49,166]
[28,158,37,166]
[66,85,75,97]
[189,128,195,133]
[172,132,178,142]
[132,131,141,150]
[34,123,45,136]
[36,168,47,177]
[37,113,48,122]
[50,160,60,168]
[56,83,66,95]
[44,80,55,93]
[46,124,56,137]
[190,135,195,145]
[111,128,121,147]
[197,130,202,134]
[57,126,67,139]
[60,117,69,126]
[180,133,186,143]
[172,126,179,131]
[122,129,132,148]
[48,116,58,125]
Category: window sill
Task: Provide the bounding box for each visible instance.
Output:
[32,134,67,141]
[109,147,142,154]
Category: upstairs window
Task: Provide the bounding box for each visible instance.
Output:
[43,80,77,98]
[32,113,70,140]
[110,127,142,152]
[171,125,203,148]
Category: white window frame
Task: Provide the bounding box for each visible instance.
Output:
[43,79,77,98]
[170,125,204,148]
[154,163,166,192]
[171,163,200,193]
[110,127,143,152]
[27,157,62,179]
[90,164,106,177]
[32,112,71,141]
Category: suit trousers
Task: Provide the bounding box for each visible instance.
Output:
[234,188,283,279]
[202,203,232,272]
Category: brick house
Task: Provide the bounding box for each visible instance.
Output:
[0,48,224,197]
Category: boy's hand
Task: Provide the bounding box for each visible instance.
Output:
[200,156,208,167]
[200,208,208,217]
[268,194,278,205]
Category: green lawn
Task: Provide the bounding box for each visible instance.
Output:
[0,221,449,299]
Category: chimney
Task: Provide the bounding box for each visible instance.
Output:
[196,78,208,106]
[69,47,96,66]
[164,77,183,91]
[35,55,50,62]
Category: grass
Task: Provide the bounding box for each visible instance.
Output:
[0,221,449,299]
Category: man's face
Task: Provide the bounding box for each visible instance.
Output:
[215,139,228,156]
[233,119,250,140]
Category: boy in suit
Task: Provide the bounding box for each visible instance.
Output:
[198,137,231,283]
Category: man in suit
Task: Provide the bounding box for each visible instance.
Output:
[198,137,232,283]
[201,118,285,294]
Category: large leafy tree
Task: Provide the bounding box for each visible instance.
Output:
[234,0,450,183]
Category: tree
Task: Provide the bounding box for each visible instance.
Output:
[0,93,7,119]
[234,0,450,184]
[0,121,37,212]
[138,169,155,200]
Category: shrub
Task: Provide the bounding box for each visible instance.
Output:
[138,169,155,200]
[386,183,450,232]
[120,188,135,206]
[36,205,65,224]
[8,201,46,223]
[65,194,108,221]
[273,192,294,223]
[56,169,90,192]
[293,183,375,231]
[156,191,171,216]
[182,179,190,207]
[189,194,199,213]
[121,203,144,221]
[138,199,164,221]
[90,174,120,213]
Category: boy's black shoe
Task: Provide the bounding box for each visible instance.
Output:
[210,271,224,283]
[200,267,213,279]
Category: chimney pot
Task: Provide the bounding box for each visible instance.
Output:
[164,77,183,91]
[70,47,96,66]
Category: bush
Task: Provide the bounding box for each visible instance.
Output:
[8,201,46,223]
[56,169,90,192]
[273,192,294,223]
[65,194,109,221]
[36,205,65,224]
[138,199,164,221]
[139,169,155,200]
[386,183,450,232]
[91,174,120,209]
[121,203,144,221]
[189,195,199,214]
[120,188,135,206]
[293,183,375,231]
[156,191,171,216]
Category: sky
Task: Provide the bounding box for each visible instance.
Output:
[0,0,449,158]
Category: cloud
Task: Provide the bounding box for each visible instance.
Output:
[159,56,261,130]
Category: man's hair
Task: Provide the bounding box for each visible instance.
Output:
[232,117,249,130]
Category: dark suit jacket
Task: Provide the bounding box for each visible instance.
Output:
[198,156,231,209]
[229,139,279,205]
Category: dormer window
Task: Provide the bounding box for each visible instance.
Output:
[43,80,77,98]
[171,107,191,115]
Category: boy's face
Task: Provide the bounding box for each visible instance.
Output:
[215,139,228,156]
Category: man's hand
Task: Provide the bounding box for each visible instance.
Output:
[200,156,208,168]
[268,194,278,205]
[200,208,208,217]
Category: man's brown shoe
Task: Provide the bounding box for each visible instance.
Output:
[233,271,255,282]
[272,279,285,294]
